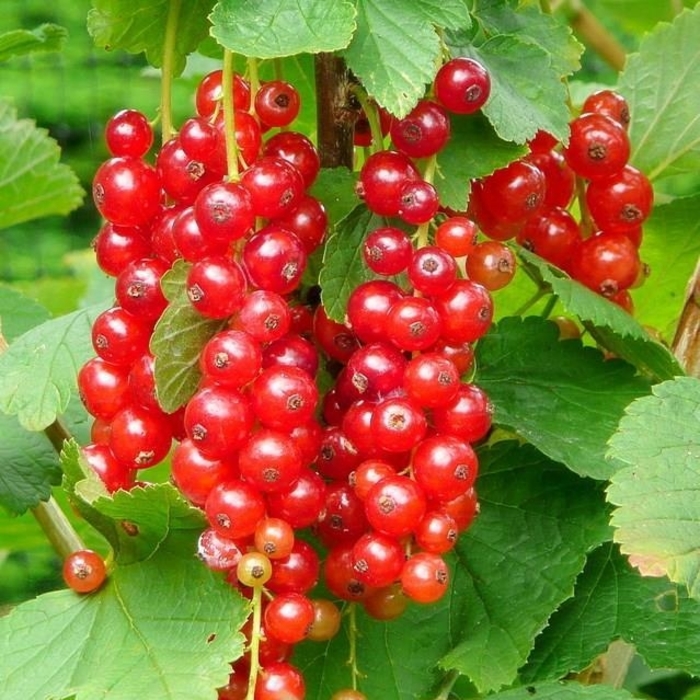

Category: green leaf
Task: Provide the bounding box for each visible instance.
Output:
[488,681,635,699]
[0,100,84,230]
[343,0,470,118]
[0,284,51,342]
[318,206,384,323]
[210,0,356,58]
[522,543,700,683]
[0,413,60,515]
[621,5,700,182]
[456,35,570,144]
[517,249,684,382]
[440,442,611,693]
[471,0,583,77]
[296,597,464,700]
[308,167,358,227]
[477,316,652,480]
[88,0,216,76]
[607,377,700,599]
[0,24,68,61]
[0,483,248,700]
[151,260,226,414]
[435,114,528,211]
[0,302,109,432]
[631,196,700,340]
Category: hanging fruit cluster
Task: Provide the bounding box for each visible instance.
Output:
[73,46,653,699]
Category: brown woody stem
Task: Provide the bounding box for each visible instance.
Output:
[672,256,700,377]
[314,53,355,169]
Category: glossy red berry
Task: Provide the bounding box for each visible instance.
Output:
[205,479,266,540]
[412,434,478,502]
[358,150,420,217]
[465,240,516,291]
[186,256,247,319]
[63,549,107,594]
[108,404,173,470]
[105,109,153,158]
[390,100,450,158]
[93,157,161,227]
[582,89,630,129]
[363,226,412,276]
[240,156,305,218]
[563,113,630,180]
[400,552,449,603]
[434,57,491,114]
[255,80,301,128]
[264,592,315,644]
[255,662,305,700]
[435,216,479,258]
[364,475,427,537]
[434,279,493,345]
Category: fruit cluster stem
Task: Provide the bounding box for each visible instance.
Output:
[160,0,182,144]
[222,49,241,179]
[245,585,264,700]
[563,0,626,71]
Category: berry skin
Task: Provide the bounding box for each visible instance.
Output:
[237,551,273,587]
[306,599,342,642]
[105,109,153,158]
[582,89,630,129]
[434,57,491,114]
[479,160,546,225]
[563,113,630,180]
[390,99,450,158]
[186,256,247,320]
[364,475,427,538]
[465,240,516,292]
[363,226,413,276]
[63,549,107,594]
[585,164,654,233]
[358,150,420,217]
[251,366,318,431]
[400,552,450,603]
[92,157,161,227]
[570,232,641,297]
[352,531,405,588]
[435,216,479,258]
[205,479,266,540]
[238,428,303,493]
[264,592,315,644]
[255,80,301,128]
[108,404,173,470]
[242,226,307,295]
[386,296,442,352]
[254,662,305,700]
[240,156,305,218]
[434,279,493,345]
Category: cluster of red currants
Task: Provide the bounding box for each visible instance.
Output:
[470,89,652,312]
[74,56,500,700]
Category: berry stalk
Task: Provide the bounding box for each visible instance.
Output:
[222,49,241,179]
[159,0,182,144]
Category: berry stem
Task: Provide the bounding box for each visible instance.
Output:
[415,153,439,246]
[314,53,354,169]
[433,669,459,700]
[574,174,594,238]
[160,0,182,144]
[347,602,362,690]
[222,49,241,179]
[350,85,384,155]
[245,584,264,700]
[563,0,626,71]
[247,56,261,102]
[32,497,86,560]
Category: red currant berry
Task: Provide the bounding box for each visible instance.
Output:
[400,552,449,603]
[187,256,247,319]
[363,226,412,276]
[63,549,107,594]
[254,80,301,128]
[434,57,491,114]
[206,479,266,540]
[563,113,630,180]
[104,109,153,158]
[390,100,450,158]
[364,475,427,537]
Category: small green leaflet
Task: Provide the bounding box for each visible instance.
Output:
[477,316,652,480]
[0,100,84,230]
[455,36,570,144]
[343,0,470,118]
[439,441,611,693]
[621,4,700,181]
[487,681,636,700]
[0,24,68,61]
[88,0,216,76]
[0,301,109,431]
[435,114,527,211]
[517,248,684,382]
[0,283,51,342]
[308,167,358,227]
[210,0,356,58]
[151,260,226,414]
[607,376,700,599]
[471,0,583,77]
[522,543,700,684]
[0,480,248,700]
[0,412,61,515]
[318,205,384,323]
